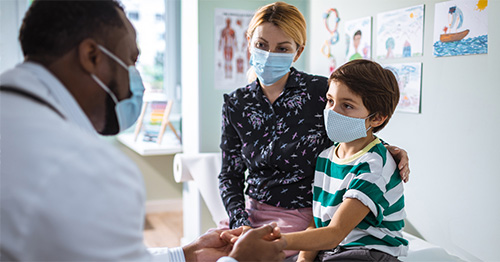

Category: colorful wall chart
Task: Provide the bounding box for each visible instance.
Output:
[214,8,254,90]
[376,5,424,59]
[433,0,488,57]
[345,16,372,61]
[384,63,422,114]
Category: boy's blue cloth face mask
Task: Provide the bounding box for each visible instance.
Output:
[249,48,295,86]
[91,45,145,133]
[323,108,373,143]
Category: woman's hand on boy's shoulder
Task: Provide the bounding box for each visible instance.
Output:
[385,145,410,183]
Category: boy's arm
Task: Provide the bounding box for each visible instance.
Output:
[283,198,370,251]
[296,220,319,262]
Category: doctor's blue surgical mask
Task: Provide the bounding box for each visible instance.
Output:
[91,45,145,133]
[249,48,295,86]
[324,109,374,143]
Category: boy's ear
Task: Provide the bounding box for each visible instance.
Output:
[369,113,388,128]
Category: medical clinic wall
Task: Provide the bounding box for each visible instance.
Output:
[307,1,499,261]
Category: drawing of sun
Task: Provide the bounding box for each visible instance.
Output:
[475,0,487,11]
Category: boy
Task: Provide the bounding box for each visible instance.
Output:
[282,59,408,261]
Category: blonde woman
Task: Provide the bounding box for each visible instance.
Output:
[218,2,410,258]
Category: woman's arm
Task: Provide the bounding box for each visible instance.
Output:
[219,101,251,229]
[379,138,410,182]
[283,198,370,251]
[385,145,410,182]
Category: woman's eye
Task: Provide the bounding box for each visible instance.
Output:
[256,42,266,49]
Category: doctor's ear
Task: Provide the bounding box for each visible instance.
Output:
[78,39,103,74]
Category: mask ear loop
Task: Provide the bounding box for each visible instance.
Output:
[97,45,128,70]
[94,45,130,105]
[365,112,377,132]
[91,74,119,105]
[365,112,376,119]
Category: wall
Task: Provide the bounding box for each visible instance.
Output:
[0,0,27,73]
[108,139,182,201]
[308,1,500,261]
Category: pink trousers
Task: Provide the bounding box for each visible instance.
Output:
[218,198,313,257]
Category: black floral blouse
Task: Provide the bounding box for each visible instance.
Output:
[219,67,333,229]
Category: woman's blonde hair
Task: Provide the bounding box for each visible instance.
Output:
[246,1,307,83]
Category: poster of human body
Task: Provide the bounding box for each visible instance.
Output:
[214,8,254,90]
[384,63,422,113]
[433,0,488,57]
[345,16,372,61]
[376,5,424,59]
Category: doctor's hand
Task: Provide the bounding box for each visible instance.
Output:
[182,229,234,262]
[221,223,281,244]
[228,224,286,262]
[386,145,410,182]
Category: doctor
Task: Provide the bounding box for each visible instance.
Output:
[0,0,285,261]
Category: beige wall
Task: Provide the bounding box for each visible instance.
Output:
[107,138,182,201]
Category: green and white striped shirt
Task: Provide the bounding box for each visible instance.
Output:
[313,138,408,257]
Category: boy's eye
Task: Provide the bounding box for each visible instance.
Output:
[344,103,354,109]
[327,99,334,105]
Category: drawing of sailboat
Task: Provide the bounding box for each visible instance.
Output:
[440,6,469,42]
[440,29,470,42]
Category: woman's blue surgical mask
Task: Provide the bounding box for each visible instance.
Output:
[249,48,295,86]
[91,45,144,133]
[324,109,374,143]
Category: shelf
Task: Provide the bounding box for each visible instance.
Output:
[117,132,182,156]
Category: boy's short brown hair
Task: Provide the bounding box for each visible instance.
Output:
[328,59,400,133]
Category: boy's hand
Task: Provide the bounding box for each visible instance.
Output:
[220,225,251,244]
[220,223,281,243]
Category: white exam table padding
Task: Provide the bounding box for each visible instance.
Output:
[401,232,464,261]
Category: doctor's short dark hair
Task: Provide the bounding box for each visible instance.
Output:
[19,0,125,64]
[328,59,400,133]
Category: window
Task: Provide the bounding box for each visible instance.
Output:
[155,13,164,22]
[128,11,139,21]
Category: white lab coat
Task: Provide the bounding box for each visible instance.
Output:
[0,62,183,261]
